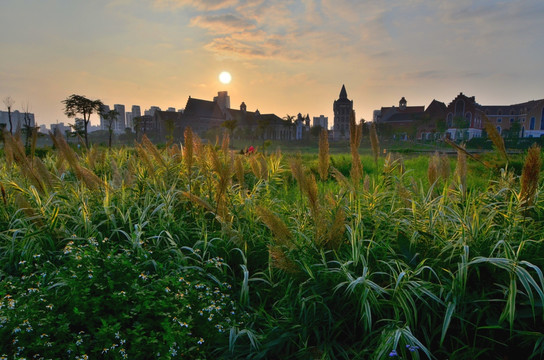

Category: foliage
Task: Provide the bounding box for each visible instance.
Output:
[1,134,544,359]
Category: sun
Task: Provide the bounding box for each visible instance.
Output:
[219,71,232,84]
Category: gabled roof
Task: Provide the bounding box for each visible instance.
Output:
[183,97,224,119]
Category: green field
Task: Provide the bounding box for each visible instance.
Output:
[1,131,543,359]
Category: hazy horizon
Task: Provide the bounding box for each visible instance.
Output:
[1,0,543,127]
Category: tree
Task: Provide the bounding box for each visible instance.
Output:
[221,119,237,138]
[310,125,323,138]
[283,114,295,123]
[21,103,35,151]
[62,94,103,148]
[101,108,120,148]
[3,96,15,134]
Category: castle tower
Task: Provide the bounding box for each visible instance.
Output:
[333,84,354,141]
[399,97,407,110]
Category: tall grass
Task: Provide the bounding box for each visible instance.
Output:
[0,135,543,359]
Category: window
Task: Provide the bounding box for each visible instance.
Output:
[496,126,502,134]
[530,117,535,130]
[497,118,502,123]
[447,113,453,127]
[541,108,544,130]
[455,100,465,116]
[510,118,514,123]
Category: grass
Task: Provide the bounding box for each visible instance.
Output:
[0,131,543,359]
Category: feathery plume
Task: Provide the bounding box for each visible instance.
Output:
[439,153,451,180]
[183,127,194,176]
[141,134,166,168]
[428,152,440,186]
[268,245,298,273]
[483,114,508,162]
[1,183,6,206]
[454,143,467,191]
[369,121,380,166]
[234,156,245,188]
[520,144,541,206]
[318,128,330,181]
[349,111,363,185]
[256,206,293,247]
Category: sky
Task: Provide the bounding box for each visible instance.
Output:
[1,0,544,128]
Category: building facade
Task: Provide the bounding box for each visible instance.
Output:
[333,85,353,141]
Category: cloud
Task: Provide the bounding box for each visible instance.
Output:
[154,0,237,11]
[190,13,255,34]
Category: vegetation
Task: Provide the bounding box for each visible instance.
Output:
[1,129,543,359]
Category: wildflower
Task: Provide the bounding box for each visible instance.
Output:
[45,304,53,310]
[76,339,83,346]
[115,331,121,339]
[406,345,419,352]
[389,349,398,357]
[19,260,26,265]
[102,349,109,354]
[197,338,204,345]
[165,287,171,293]
[139,273,147,280]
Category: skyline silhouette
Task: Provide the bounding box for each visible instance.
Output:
[1,0,543,126]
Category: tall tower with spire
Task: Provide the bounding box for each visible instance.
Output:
[333,84,354,141]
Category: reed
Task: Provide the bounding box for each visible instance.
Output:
[369,121,380,166]
[483,114,508,162]
[256,206,293,247]
[428,152,439,186]
[349,110,363,185]
[520,144,541,206]
[318,128,330,181]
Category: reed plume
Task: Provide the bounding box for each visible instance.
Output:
[318,128,330,181]
[349,111,363,185]
[369,121,380,166]
[428,152,440,186]
[439,154,451,180]
[483,114,508,162]
[30,126,38,161]
[520,144,541,206]
[183,127,194,176]
[249,155,261,179]
[141,134,166,168]
[331,167,355,193]
[1,183,7,206]
[4,132,50,194]
[221,132,230,155]
[268,245,298,273]
[258,155,269,181]
[454,144,467,191]
[234,156,245,188]
[256,206,293,247]
[53,131,104,190]
[321,205,346,250]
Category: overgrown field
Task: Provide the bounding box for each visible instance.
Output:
[1,130,543,360]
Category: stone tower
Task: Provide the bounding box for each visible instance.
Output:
[333,84,354,141]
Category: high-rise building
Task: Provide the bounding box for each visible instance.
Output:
[0,110,35,132]
[313,115,328,129]
[100,104,110,130]
[145,106,161,117]
[130,105,141,130]
[113,104,126,133]
[333,85,354,141]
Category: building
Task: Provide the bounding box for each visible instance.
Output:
[375,97,446,140]
[313,115,328,129]
[113,104,126,133]
[374,92,544,141]
[0,110,35,132]
[333,85,354,141]
[176,91,293,142]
